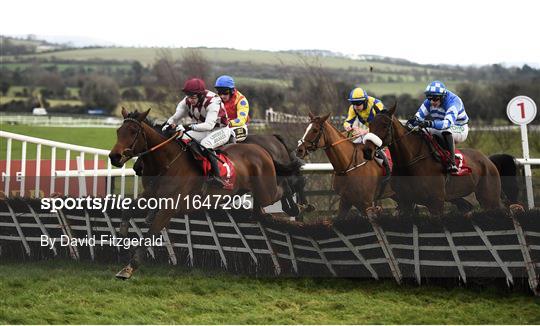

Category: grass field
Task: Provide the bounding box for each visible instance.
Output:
[4,47,457,77]
[0,124,116,160]
[0,261,538,324]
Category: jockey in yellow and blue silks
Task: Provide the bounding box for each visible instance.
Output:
[215,75,250,142]
[406,81,470,173]
[343,87,385,142]
[344,87,390,176]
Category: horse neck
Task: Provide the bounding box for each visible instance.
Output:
[141,124,193,175]
[388,117,428,169]
[322,121,356,171]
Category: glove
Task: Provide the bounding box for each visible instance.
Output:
[344,125,352,132]
[175,124,185,132]
[182,124,193,131]
[418,120,434,128]
[405,117,418,130]
[162,123,172,132]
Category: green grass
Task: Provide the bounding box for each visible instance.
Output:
[0,261,538,324]
[0,124,116,160]
[4,47,456,76]
[366,81,459,97]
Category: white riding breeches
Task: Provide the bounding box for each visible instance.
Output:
[182,127,232,149]
[427,124,469,143]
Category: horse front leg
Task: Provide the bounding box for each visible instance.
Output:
[116,208,175,280]
[336,199,353,220]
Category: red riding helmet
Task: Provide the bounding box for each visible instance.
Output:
[182,78,206,95]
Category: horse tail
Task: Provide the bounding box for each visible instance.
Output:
[489,153,520,204]
[273,134,305,168]
[273,158,303,177]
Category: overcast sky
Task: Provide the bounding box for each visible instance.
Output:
[2,0,539,66]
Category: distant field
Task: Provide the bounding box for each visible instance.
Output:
[5,47,458,77]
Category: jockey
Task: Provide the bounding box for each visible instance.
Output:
[343,87,385,140]
[344,87,389,174]
[162,78,232,187]
[406,81,469,173]
[215,75,250,142]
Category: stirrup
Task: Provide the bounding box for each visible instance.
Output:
[207,175,226,187]
[447,164,459,173]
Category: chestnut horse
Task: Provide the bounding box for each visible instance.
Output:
[109,108,295,279]
[296,112,393,218]
[362,103,512,216]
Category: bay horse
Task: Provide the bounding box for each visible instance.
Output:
[133,132,311,218]
[296,112,393,219]
[362,103,516,216]
[243,134,313,218]
[109,108,296,279]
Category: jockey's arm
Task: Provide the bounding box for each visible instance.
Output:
[414,100,430,121]
[343,105,357,130]
[229,98,249,127]
[191,101,220,132]
[167,99,188,126]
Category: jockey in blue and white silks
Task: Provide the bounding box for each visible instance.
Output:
[407,81,469,173]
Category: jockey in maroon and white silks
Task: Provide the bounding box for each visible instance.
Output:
[165,78,231,149]
[163,78,232,186]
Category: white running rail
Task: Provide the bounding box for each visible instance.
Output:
[0,131,137,198]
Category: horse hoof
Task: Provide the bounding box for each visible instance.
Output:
[115,266,134,280]
[366,206,382,218]
[509,204,525,213]
[304,204,316,213]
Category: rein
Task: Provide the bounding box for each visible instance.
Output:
[378,115,431,168]
[122,117,180,157]
[303,121,368,175]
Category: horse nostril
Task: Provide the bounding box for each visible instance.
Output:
[109,153,121,164]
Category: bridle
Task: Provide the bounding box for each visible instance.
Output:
[298,121,328,154]
[299,120,367,174]
[120,117,180,161]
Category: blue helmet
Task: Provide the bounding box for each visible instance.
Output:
[215,75,235,89]
[424,81,447,97]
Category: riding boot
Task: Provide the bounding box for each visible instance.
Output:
[443,132,458,173]
[375,148,391,179]
[187,141,204,158]
[206,149,226,187]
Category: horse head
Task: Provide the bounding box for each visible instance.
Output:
[362,103,397,160]
[109,107,151,167]
[296,112,331,159]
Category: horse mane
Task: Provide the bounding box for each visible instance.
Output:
[126,110,166,136]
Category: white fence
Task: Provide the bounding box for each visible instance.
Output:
[0,113,122,128]
[0,131,137,199]
[0,130,538,207]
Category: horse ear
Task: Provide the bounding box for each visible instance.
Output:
[121,107,128,118]
[321,113,331,122]
[388,102,397,116]
[138,108,151,121]
[308,111,315,120]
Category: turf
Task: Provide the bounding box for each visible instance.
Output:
[0,261,538,324]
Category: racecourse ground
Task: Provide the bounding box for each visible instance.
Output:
[0,261,539,324]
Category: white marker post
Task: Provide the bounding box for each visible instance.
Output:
[506,96,537,209]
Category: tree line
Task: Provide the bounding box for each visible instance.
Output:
[1,48,539,123]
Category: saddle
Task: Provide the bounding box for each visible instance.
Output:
[421,131,471,176]
[183,140,237,189]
